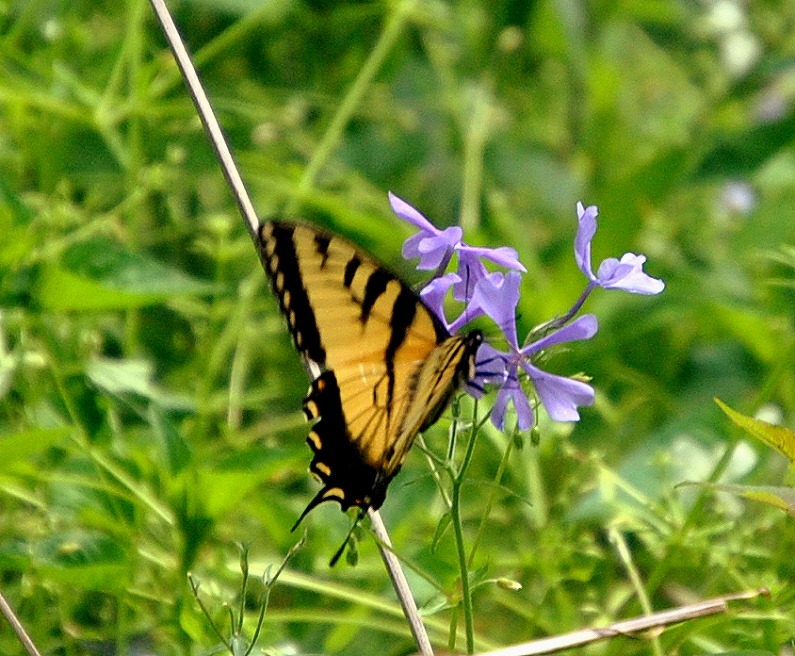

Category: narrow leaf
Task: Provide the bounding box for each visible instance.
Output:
[37,266,166,310]
[36,238,217,310]
[0,427,71,470]
[87,357,195,411]
[715,398,795,463]
[685,481,795,518]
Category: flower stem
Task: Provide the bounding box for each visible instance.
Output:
[449,401,481,653]
[459,83,492,234]
[467,433,514,567]
[609,528,664,656]
[531,282,595,339]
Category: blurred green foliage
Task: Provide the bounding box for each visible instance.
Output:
[1,0,795,654]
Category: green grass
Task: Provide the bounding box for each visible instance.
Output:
[2,0,795,654]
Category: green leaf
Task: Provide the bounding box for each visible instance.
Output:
[198,468,269,520]
[0,538,30,569]
[715,398,795,463]
[738,486,795,517]
[705,649,776,656]
[33,529,128,588]
[37,266,171,310]
[87,357,195,411]
[688,482,795,518]
[148,404,192,475]
[0,173,36,267]
[36,237,217,310]
[178,597,212,644]
[0,172,34,226]
[324,606,368,653]
[0,427,71,471]
[432,512,452,552]
[62,238,215,295]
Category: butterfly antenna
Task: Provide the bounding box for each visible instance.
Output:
[329,509,366,567]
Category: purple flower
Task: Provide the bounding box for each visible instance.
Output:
[469,271,597,430]
[419,273,461,330]
[390,192,462,271]
[389,192,526,284]
[575,202,665,295]
[420,270,505,334]
[390,193,665,433]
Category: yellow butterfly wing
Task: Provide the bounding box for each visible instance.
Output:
[257,221,481,522]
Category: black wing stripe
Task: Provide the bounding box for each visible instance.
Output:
[299,370,389,514]
[312,232,332,267]
[383,286,418,423]
[343,255,362,287]
[359,268,391,324]
[259,224,327,366]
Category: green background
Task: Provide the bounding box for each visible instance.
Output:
[1,0,794,654]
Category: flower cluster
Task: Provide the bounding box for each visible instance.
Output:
[389,192,665,431]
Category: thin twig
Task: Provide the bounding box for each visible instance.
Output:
[0,590,43,656]
[369,509,434,656]
[146,4,432,655]
[474,588,768,656]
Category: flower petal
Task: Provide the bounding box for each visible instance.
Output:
[465,343,508,399]
[489,377,535,431]
[401,231,425,259]
[510,384,535,430]
[575,202,598,280]
[389,192,437,232]
[414,233,459,270]
[522,314,598,356]
[452,250,488,301]
[596,253,665,294]
[420,273,460,327]
[472,343,509,384]
[470,271,521,347]
[490,384,511,431]
[524,364,595,422]
[461,244,526,272]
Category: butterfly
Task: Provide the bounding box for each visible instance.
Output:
[257,221,482,527]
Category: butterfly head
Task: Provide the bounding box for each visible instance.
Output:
[462,329,483,381]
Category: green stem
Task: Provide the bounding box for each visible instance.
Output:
[416,434,452,508]
[47,353,174,525]
[645,439,738,595]
[646,340,795,594]
[449,402,481,653]
[459,83,491,234]
[119,0,147,359]
[467,433,514,568]
[524,438,548,530]
[291,0,418,209]
[609,527,664,656]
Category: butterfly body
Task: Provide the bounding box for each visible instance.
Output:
[257,221,481,524]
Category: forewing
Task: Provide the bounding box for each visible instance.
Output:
[257,221,449,470]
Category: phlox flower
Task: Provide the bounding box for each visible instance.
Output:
[390,192,462,271]
[575,202,665,295]
[468,272,597,430]
[389,192,526,292]
[389,192,665,433]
